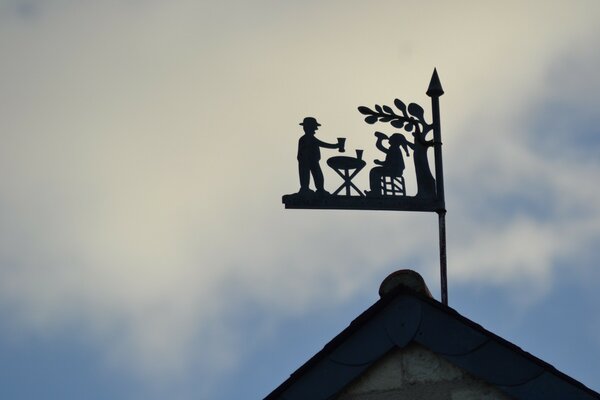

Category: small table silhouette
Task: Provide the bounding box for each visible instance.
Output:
[327,156,366,196]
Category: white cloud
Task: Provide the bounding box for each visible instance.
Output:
[0,0,599,394]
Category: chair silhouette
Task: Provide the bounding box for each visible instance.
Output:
[380,174,406,196]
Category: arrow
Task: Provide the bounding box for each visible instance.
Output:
[427,68,444,97]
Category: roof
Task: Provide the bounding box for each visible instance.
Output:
[264,283,600,400]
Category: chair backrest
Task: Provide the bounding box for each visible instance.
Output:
[381,175,406,196]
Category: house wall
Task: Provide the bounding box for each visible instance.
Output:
[336,343,511,400]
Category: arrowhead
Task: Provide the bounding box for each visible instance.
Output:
[426,68,444,97]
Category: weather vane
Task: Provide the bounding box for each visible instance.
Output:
[282,69,448,305]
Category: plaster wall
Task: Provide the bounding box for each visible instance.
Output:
[336,343,511,400]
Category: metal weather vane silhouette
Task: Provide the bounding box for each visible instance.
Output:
[282,69,448,305]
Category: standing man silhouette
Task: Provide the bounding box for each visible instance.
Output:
[297,117,343,196]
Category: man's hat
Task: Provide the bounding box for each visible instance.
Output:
[299,117,321,127]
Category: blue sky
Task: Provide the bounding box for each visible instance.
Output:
[1,1,599,399]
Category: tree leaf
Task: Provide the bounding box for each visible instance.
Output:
[404,122,414,132]
[383,105,394,114]
[408,103,424,119]
[365,115,378,124]
[358,106,373,115]
[391,119,404,129]
[375,104,383,113]
[394,98,406,112]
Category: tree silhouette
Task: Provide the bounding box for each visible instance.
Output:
[358,99,436,198]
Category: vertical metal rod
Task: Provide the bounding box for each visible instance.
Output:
[438,210,448,305]
[428,69,445,207]
[430,99,445,206]
[427,69,447,305]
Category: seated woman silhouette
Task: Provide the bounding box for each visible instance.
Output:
[366,131,412,196]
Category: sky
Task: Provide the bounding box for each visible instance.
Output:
[0,0,599,398]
